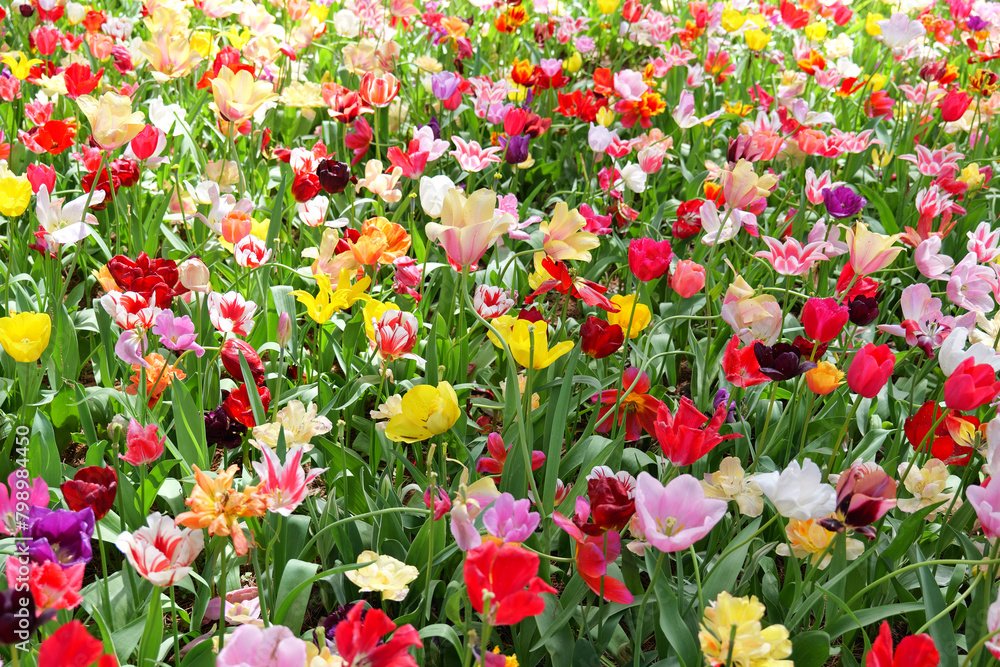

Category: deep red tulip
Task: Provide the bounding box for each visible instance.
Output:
[291,171,322,202]
[585,473,635,534]
[654,396,741,466]
[864,621,938,667]
[944,357,1000,411]
[220,338,265,386]
[722,335,769,388]
[463,542,556,626]
[801,297,849,343]
[846,343,895,398]
[61,466,118,520]
[106,252,179,307]
[580,316,624,359]
[628,237,673,281]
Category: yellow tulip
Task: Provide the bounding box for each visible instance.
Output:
[307,2,329,22]
[721,9,746,32]
[865,13,883,36]
[871,148,893,168]
[189,31,213,58]
[597,0,620,14]
[803,22,827,41]
[77,92,146,150]
[564,52,582,73]
[487,316,574,370]
[541,202,600,263]
[960,163,985,193]
[211,67,277,124]
[744,29,771,51]
[0,176,32,218]
[0,312,52,363]
[292,270,370,324]
[845,222,903,275]
[607,294,652,339]
[0,52,42,80]
[384,382,460,443]
[596,107,616,127]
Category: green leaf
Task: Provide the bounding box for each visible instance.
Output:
[171,380,206,472]
[651,553,699,667]
[824,602,925,639]
[136,591,164,666]
[791,631,831,667]
[917,559,959,667]
[856,184,897,234]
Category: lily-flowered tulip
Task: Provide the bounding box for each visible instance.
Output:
[384,382,460,443]
[865,622,938,667]
[845,221,903,275]
[654,397,741,466]
[755,236,831,276]
[251,445,327,516]
[487,316,575,369]
[115,513,204,586]
[633,472,727,552]
[0,311,51,362]
[476,432,545,477]
[424,188,512,268]
[175,465,266,556]
[593,367,662,441]
[77,92,145,150]
[211,67,277,124]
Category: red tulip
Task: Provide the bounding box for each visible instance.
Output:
[672,198,704,238]
[129,125,160,160]
[800,297,849,343]
[38,620,117,667]
[63,62,103,98]
[26,163,56,194]
[654,397,741,466]
[722,335,769,388]
[944,357,1000,411]
[864,621,938,667]
[819,463,897,539]
[223,383,271,428]
[476,432,545,476]
[628,237,673,281]
[904,401,980,465]
[580,316,623,359]
[939,90,971,122]
[220,338,265,386]
[61,466,118,520]
[106,252,179,307]
[846,343,895,398]
[463,542,556,625]
[334,601,422,667]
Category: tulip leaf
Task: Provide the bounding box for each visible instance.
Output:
[916,556,959,667]
[791,631,831,667]
[650,552,699,667]
[136,590,165,666]
[170,379,206,472]
[237,351,266,425]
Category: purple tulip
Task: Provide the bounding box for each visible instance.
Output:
[431,71,460,101]
[821,186,867,219]
[482,493,540,543]
[504,135,530,165]
[23,506,95,566]
[0,589,54,645]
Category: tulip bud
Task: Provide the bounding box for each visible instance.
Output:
[179,257,211,293]
[277,312,292,347]
[221,338,265,385]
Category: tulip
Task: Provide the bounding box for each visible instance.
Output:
[276,312,292,347]
[541,202,600,262]
[847,294,880,326]
[488,316,575,369]
[473,285,515,319]
[252,446,327,517]
[384,382,460,443]
[476,432,545,476]
[316,159,351,194]
[424,188,513,268]
[593,367,663,442]
[818,463,897,539]
[178,257,211,293]
[359,71,400,108]
[223,382,271,428]
[968,478,1000,538]
[36,620,116,665]
[122,419,165,466]
[822,186,866,219]
[939,90,971,122]
[345,551,419,601]
[373,310,419,361]
[61,467,117,520]
[670,260,706,297]
[76,92,145,150]
[722,334,769,387]
[0,589,50,644]
[864,621,939,667]
[845,221,903,275]
[210,67,277,124]
[754,459,836,520]
[805,361,844,395]
[607,294,651,339]
[633,472,727,552]
[846,343,895,398]
[580,316,624,359]
[221,338,265,386]
[654,396,741,466]
[115,513,204,586]
[0,311,52,362]
[628,237,673,281]
[482,493,540,544]
[464,542,556,625]
[0,174,33,217]
[943,357,1000,411]
[23,507,95,566]
[801,297,849,343]
[216,624,308,667]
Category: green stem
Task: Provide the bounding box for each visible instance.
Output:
[169,585,181,664]
[632,552,666,667]
[217,545,228,649]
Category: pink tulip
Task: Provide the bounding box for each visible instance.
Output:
[251,445,327,517]
[968,479,1000,539]
[122,419,165,466]
[671,260,706,298]
[633,472,727,553]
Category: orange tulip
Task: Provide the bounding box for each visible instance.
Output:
[175,465,266,556]
[359,72,400,108]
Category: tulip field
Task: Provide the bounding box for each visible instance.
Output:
[2,0,1000,664]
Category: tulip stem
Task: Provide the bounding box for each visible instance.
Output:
[97,523,114,626]
[827,393,863,472]
[217,544,228,650]
[632,551,665,667]
[169,584,181,663]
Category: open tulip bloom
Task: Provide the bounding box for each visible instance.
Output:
[4,0,1000,663]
